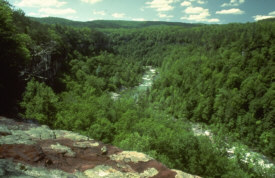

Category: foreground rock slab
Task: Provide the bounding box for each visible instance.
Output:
[0,116,200,178]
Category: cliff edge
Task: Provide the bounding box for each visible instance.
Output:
[0,116,200,178]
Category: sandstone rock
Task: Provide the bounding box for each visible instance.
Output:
[25,125,56,140]
[0,117,201,178]
[54,130,90,141]
[73,140,99,148]
[101,146,108,155]
[84,165,158,178]
[0,159,84,178]
[0,125,11,136]
[50,143,76,157]
[172,169,202,178]
[0,129,36,145]
[109,151,153,163]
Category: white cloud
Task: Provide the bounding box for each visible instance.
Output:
[181,1,191,6]
[221,0,245,7]
[132,18,146,21]
[216,8,244,15]
[184,6,207,14]
[15,0,66,8]
[81,0,102,4]
[253,15,274,21]
[93,10,106,16]
[190,0,206,4]
[181,13,208,21]
[146,0,179,12]
[182,6,219,23]
[180,0,206,7]
[38,8,76,15]
[253,11,275,21]
[112,13,125,18]
[158,13,173,18]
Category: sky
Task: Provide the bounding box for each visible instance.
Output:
[7,0,275,24]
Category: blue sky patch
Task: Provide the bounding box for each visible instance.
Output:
[8,0,275,23]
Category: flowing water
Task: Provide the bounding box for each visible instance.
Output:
[137,66,156,91]
[111,65,274,172]
[191,123,274,170]
[110,66,157,100]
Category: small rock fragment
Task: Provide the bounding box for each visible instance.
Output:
[101,146,107,155]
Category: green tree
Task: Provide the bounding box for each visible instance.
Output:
[0,0,30,115]
[20,79,58,126]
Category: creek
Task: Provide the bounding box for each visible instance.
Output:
[191,122,274,171]
[110,66,157,100]
[111,66,274,173]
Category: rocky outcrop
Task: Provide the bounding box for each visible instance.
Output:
[0,116,201,178]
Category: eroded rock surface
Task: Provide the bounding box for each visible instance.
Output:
[0,116,200,178]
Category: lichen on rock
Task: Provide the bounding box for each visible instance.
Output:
[25,125,56,140]
[0,129,35,145]
[139,168,159,177]
[84,165,158,178]
[0,117,200,178]
[0,122,55,145]
[109,151,153,163]
[0,159,85,178]
[172,169,202,178]
[101,146,108,154]
[0,125,11,136]
[73,141,99,148]
[50,143,76,157]
[54,130,90,141]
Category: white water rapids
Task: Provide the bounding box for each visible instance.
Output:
[111,66,274,173]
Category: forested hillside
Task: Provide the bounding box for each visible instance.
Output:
[0,0,274,177]
[30,17,200,29]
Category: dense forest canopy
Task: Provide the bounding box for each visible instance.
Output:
[30,17,201,29]
[0,0,274,177]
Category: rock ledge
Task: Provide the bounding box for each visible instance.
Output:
[0,116,200,178]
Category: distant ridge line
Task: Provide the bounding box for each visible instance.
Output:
[30,17,201,29]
